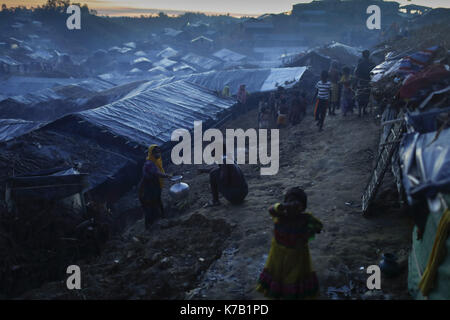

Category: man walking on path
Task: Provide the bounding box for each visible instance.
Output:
[313,70,332,132]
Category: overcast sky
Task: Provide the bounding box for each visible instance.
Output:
[4,0,450,15]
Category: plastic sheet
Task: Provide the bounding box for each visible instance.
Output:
[185,67,307,95]
[126,67,307,97]
[0,119,43,142]
[213,49,246,62]
[399,128,450,203]
[181,53,221,71]
[406,107,450,134]
[74,80,236,146]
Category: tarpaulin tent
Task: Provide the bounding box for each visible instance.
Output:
[125,67,308,97]
[67,80,236,147]
[23,80,237,201]
[0,119,43,143]
[213,49,247,63]
[184,67,307,95]
[181,53,222,71]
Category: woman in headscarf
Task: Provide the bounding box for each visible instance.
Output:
[138,145,172,230]
[222,85,230,98]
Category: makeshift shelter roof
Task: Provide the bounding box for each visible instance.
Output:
[0,119,43,143]
[123,42,136,49]
[213,49,246,62]
[27,50,53,61]
[181,53,221,71]
[154,58,177,69]
[134,51,147,57]
[287,51,331,72]
[191,36,213,43]
[172,63,197,74]
[0,56,20,66]
[54,80,236,147]
[184,67,307,94]
[315,42,363,67]
[6,167,88,205]
[131,57,153,70]
[128,68,144,74]
[132,57,152,65]
[125,66,307,96]
[157,47,179,59]
[4,78,116,106]
[148,66,170,76]
[109,46,133,54]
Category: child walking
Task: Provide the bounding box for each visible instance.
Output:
[256,187,323,300]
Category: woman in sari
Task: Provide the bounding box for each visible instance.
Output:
[138,145,172,230]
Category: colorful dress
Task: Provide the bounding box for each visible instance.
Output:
[256,203,323,299]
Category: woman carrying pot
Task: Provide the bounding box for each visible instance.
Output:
[138,145,173,230]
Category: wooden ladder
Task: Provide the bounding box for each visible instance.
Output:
[362,116,405,215]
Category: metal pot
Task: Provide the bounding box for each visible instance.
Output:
[169,175,190,201]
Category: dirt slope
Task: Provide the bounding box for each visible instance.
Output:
[21,106,413,300]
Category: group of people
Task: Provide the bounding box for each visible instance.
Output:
[311,49,375,131]
[136,50,376,299]
[138,144,322,300]
[139,144,249,230]
[258,87,308,129]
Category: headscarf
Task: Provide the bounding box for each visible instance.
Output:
[222,85,230,97]
[147,144,165,188]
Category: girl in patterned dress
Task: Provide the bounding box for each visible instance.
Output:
[256,187,323,299]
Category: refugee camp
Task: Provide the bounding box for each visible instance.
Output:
[0,0,449,303]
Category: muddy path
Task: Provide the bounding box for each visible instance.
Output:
[21,106,413,300]
[182,108,413,300]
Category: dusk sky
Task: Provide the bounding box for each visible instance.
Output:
[3,0,450,16]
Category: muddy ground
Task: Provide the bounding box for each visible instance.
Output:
[21,105,414,300]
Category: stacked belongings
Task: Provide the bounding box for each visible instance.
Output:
[371,46,449,115]
[369,38,450,299]
[399,108,450,300]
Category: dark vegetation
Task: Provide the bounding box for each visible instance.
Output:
[0,0,240,53]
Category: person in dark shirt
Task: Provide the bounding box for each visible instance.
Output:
[138,145,172,230]
[199,145,248,206]
[354,50,375,117]
[289,91,307,125]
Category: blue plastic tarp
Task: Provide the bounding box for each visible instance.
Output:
[0,119,43,142]
[406,107,450,134]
